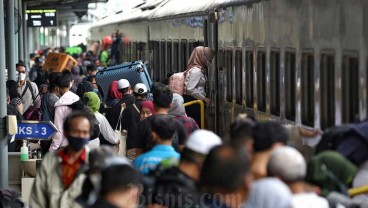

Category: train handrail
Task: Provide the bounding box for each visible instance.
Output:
[348,185,368,197]
[183,100,204,129]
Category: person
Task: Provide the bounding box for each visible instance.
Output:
[134,115,179,174]
[267,146,329,208]
[71,66,82,87]
[183,46,215,126]
[251,121,288,179]
[105,80,122,107]
[86,75,104,100]
[7,88,23,152]
[121,83,148,156]
[134,83,187,155]
[76,80,95,99]
[83,92,119,149]
[6,80,24,115]
[29,111,92,208]
[91,164,141,208]
[305,151,357,197]
[200,144,253,208]
[111,79,135,129]
[152,130,222,208]
[49,73,80,151]
[41,72,61,122]
[86,64,98,77]
[229,114,255,158]
[140,100,155,121]
[16,62,40,113]
[29,57,45,86]
[169,93,199,135]
[245,178,293,208]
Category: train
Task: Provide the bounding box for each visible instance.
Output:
[89,0,368,137]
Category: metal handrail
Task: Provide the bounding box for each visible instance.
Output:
[183,100,204,129]
[348,185,368,197]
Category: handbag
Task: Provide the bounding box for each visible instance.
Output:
[23,82,42,121]
[115,105,127,156]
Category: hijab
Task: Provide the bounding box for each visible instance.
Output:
[108,81,122,100]
[186,46,215,72]
[140,101,155,114]
[169,93,186,116]
[84,92,100,113]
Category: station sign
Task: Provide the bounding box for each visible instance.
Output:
[15,121,58,140]
[26,9,57,27]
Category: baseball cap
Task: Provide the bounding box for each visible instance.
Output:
[117,79,130,89]
[133,83,148,94]
[185,130,222,155]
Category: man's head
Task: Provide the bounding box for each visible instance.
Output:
[16,62,27,82]
[150,115,176,143]
[200,145,252,199]
[267,146,306,184]
[133,83,148,97]
[63,111,92,152]
[86,64,97,76]
[48,72,61,92]
[230,116,255,157]
[252,121,288,153]
[152,82,173,109]
[55,72,72,96]
[117,79,131,95]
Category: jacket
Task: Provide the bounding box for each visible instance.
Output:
[29,150,88,208]
[184,67,207,100]
[50,91,80,150]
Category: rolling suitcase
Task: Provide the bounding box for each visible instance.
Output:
[96,61,152,101]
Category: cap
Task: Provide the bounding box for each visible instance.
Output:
[185,130,222,155]
[134,83,148,94]
[117,79,130,89]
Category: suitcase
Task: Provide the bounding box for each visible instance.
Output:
[96,61,152,101]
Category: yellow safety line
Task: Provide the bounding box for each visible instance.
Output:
[348,185,368,197]
[184,100,205,129]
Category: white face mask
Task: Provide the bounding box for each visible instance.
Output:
[19,73,26,81]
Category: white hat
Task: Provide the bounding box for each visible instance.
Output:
[185,130,222,155]
[134,83,148,94]
[117,79,130,89]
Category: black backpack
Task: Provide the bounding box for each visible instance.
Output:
[69,100,101,139]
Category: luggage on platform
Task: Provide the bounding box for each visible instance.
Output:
[95,61,152,101]
[42,52,78,72]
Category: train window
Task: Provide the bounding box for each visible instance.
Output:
[245,50,254,108]
[285,50,296,121]
[160,41,166,82]
[301,51,315,126]
[257,50,266,112]
[320,52,335,129]
[131,42,137,61]
[150,41,160,82]
[225,50,233,102]
[180,40,188,72]
[235,50,243,105]
[137,42,146,61]
[173,41,179,72]
[270,49,280,116]
[189,40,196,56]
[167,41,172,74]
[342,53,359,123]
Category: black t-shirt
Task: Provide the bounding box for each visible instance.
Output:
[109,94,135,129]
[121,99,143,149]
[133,114,187,152]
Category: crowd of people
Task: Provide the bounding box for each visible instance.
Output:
[2,45,368,208]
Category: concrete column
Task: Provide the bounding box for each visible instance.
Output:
[6,0,16,80]
[18,0,24,62]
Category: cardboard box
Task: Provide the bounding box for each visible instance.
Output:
[42,52,78,72]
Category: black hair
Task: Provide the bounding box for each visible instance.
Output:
[118,88,129,94]
[100,165,140,196]
[55,72,71,88]
[252,121,288,152]
[152,82,173,108]
[150,115,176,140]
[6,80,20,99]
[61,70,73,82]
[63,111,93,135]
[15,62,26,68]
[48,72,62,88]
[230,117,254,147]
[76,81,94,98]
[86,64,97,72]
[86,75,96,83]
[200,144,250,193]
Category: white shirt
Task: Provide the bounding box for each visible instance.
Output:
[292,193,329,208]
[184,67,207,100]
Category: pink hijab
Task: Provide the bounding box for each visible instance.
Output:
[108,81,122,99]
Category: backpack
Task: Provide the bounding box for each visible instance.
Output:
[69,100,101,139]
[168,72,185,95]
[316,121,368,166]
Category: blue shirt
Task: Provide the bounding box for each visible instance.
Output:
[134,144,180,174]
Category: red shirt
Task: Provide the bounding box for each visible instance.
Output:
[57,148,87,189]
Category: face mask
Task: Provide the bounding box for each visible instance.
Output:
[19,73,26,81]
[93,88,99,94]
[67,136,89,151]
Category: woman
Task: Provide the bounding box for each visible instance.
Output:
[6,80,24,114]
[83,92,120,150]
[183,46,215,126]
[140,100,155,121]
[105,81,122,107]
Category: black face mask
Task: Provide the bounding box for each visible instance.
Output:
[67,136,89,151]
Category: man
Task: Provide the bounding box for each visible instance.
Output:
[134,115,179,174]
[6,88,23,152]
[267,146,329,208]
[152,130,222,208]
[200,144,253,208]
[134,83,187,155]
[30,111,92,208]
[229,114,255,159]
[121,83,148,156]
[50,73,80,151]
[251,121,288,179]
[41,72,61,122]
[91,164,141,208]
[30,57,46,87]
[16,62,40,113]
[86,64,98,76]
